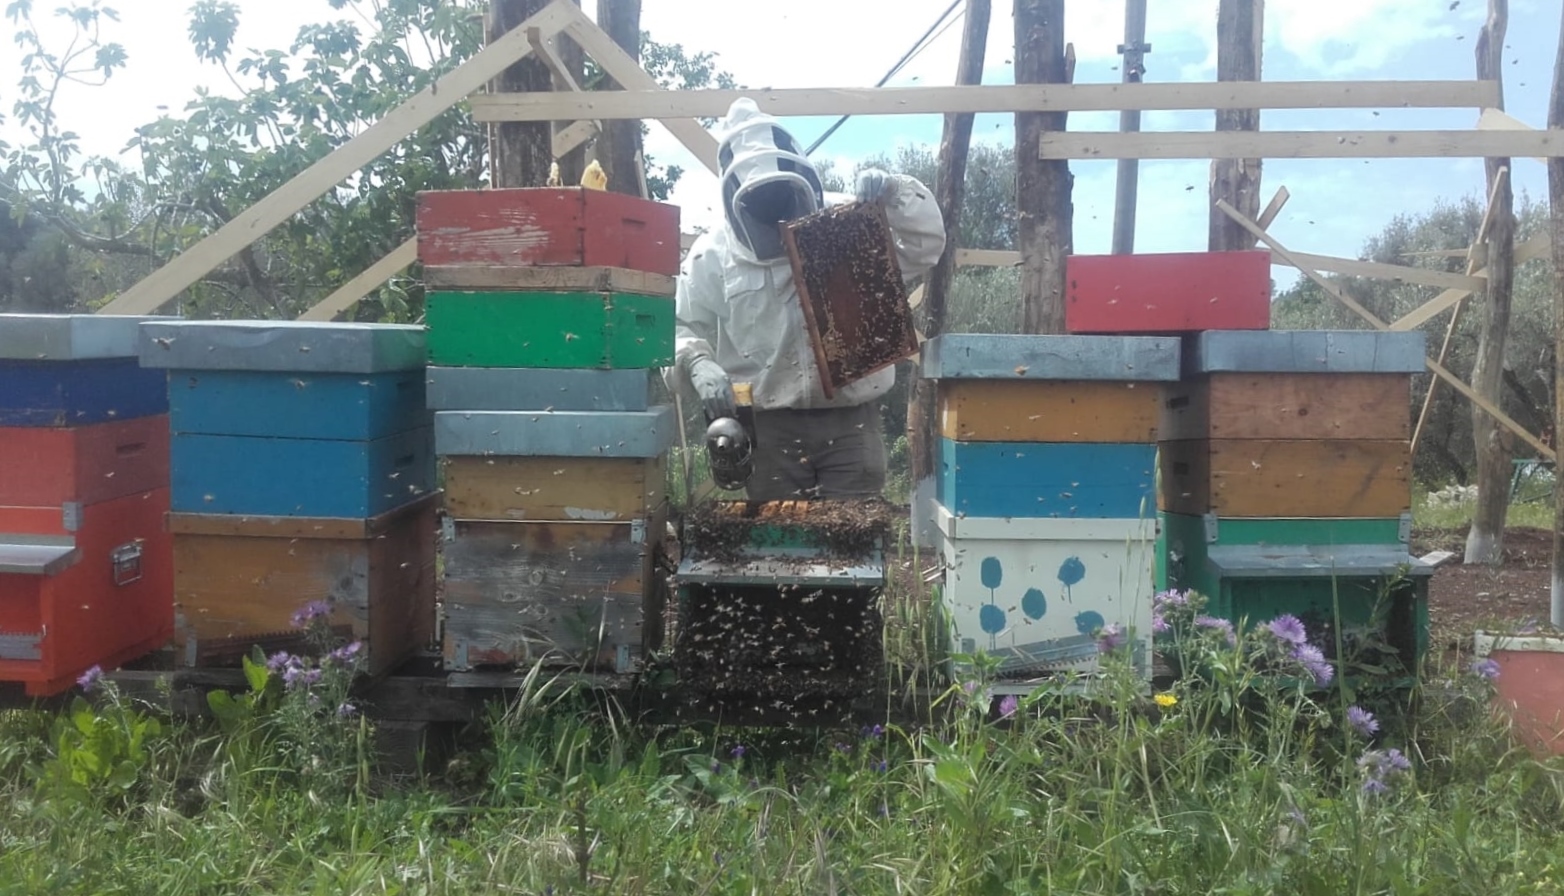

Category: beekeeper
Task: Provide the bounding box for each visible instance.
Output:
[669,98,947,502]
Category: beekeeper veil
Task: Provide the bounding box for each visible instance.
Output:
[717,98,824,262]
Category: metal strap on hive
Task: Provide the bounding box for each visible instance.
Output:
[0,632,43,661]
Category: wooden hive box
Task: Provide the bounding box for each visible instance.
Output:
[0,314,174,426]
[168,492,439,676]
[1158,330,1425,518]
[1065,250,1272,335]
[426,366,652,412]
[939,439,1158,519]
[424,290,674,370]
[940,380,1162,443]
[0,488,173,697]
[416,188,682,276]
[441,515,664,674]
[1159,510,1431,681]
[443,456,666,522]
[139,321,436,519]
[781,202,918,399]
[424,263,675,297]
[0,415,169,508]
[934,507,1155,681]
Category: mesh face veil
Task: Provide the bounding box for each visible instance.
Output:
[717,99,824,262]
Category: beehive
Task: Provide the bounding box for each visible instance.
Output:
[1065,250,1272,335]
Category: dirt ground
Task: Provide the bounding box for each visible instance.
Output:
[1415,525,1556,667]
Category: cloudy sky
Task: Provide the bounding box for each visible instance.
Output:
[3,0,1560,290]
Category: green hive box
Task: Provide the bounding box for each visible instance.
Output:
[425,290,674,369]
[1159,511,1430,678]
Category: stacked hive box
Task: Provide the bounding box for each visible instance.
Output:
[922,334,1182,684]
[1158,329,1434,673]
[416,187,681,676]
[0,314,174,695]
[137,321,438,677]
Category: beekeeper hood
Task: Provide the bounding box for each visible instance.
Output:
[717,98,824,262]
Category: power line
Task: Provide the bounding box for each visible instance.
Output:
[805,0,965,156]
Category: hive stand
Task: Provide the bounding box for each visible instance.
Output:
[1157,329,1434,681]
[921,333,1182,690]
[0,314,176,696]
[415,187,680,682]
[138,320,437,677]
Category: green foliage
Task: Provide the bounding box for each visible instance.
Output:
[38,673,162,810]
[1,0,738,320]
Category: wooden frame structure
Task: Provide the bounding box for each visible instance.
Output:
[88,0,1561,463]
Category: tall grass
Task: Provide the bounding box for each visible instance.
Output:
[0,589,1560,894]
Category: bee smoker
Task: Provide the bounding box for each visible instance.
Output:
[705,382,757,491]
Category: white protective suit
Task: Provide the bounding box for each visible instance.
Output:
[672,99,947,412]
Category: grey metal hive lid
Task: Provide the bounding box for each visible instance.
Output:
[1206,544,1434,578]
[137,320,427,373]
[1188,329,1427,375]
[920,333,1181,382]
[0,314,177,361]
[426,366,651,412]
[433,405,677,458]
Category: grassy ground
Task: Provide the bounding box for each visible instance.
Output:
[1,603,1562,894]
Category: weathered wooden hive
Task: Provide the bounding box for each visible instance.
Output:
[416,187,681,677]
[1157,329,1435,678]
[139,320,437,677]
[0,313,175,696]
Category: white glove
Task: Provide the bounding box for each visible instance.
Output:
[688,356,737,421]
[855,168,896,204]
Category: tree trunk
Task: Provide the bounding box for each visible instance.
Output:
[1547,0,1564,625]
[487,0,555,189]
[592,0,644,196]
[1111,0,1149,255]
[909,0,992,548]
[1209,0,1263,251]
[553,1,588,186]
[1466,0,1515,565]
[1015,0,1073,334]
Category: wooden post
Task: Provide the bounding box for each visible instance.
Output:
[552,1,588,185]
[1547,0,1564,625]
[488,0,556,188]
[1111,0,1149,255]
[592,0,645,196]
[1209,0,1263,251]
[1015,0,1073,334]
[909,0,992,546]
[1466,0,1515,566]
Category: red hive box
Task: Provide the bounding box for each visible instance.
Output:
[0,488,174,696]
[0,416,169,508]
[1065,250,1272,335]
[416,187,682,276]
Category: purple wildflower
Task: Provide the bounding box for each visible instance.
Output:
[1152,612,1171,635]
[1096,623,1127,653]
[861,724,885,740]
[265,651,295,673]
[1267,614,1308,646]
[962,680,979,695]
[872,759,889,773]
[1470,658,1501,681]
[730,744,746,759]
[998,694,1019,718]
[1153,589,1190,609]
[282,664,322,691]
[76,665,103,693]
[1195,615,1237,645]
[835,742,853,754]
[1346,705,1379,738]
[290,599,333,629]
[1361,777,1389,795]
[1357,747,1412,795]
[1291,643,1335,687]
[336,702,357,719]
[324,640,363,666]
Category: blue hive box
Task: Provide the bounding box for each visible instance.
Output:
[142,320,433,518]
[0,314,172,426]
[938,439,1157,519]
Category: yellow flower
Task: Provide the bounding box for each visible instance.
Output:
[1154,693,1179,708]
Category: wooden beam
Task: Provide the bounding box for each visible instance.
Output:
[297,239,419,322]
[1476,106,1548,163]
[556,3,720,173]
[1039,129,1564,159]
[468,79,1499,121]
[1280,251,1486,292]
[95,0,576,316]
[1217,198,1553,462]
[1256,185,1290,229]
[293,111,601,322]
[1390,232,1547,331]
